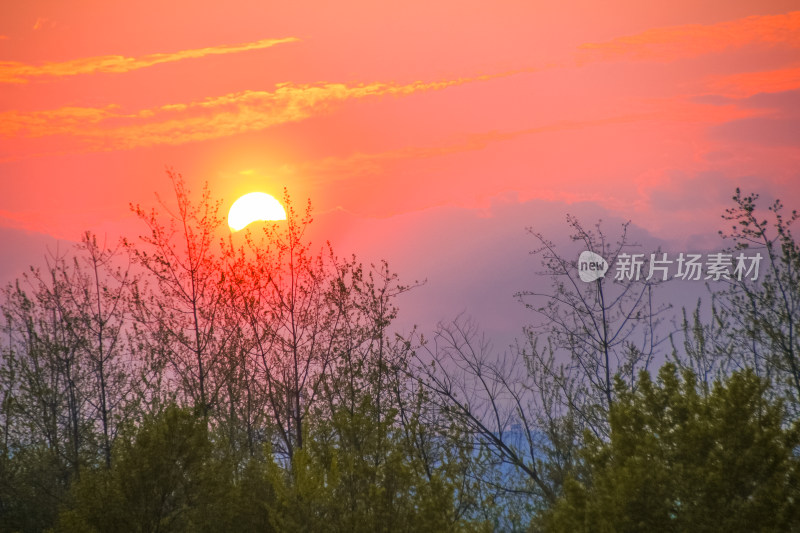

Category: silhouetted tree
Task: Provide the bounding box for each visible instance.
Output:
[517,216,669,434]
[127,170,229,419]
[718,189,800,407]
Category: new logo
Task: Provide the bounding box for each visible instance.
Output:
[578,251,608,282]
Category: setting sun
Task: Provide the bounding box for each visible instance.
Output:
[228,192,287,231]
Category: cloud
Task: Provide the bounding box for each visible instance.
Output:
[579,11,800,63]
[0,106,119,138]
[297,111,717,184]
[648,171,749,212]
[737,89,800,111]
[712,116,800,147]
[0,74,518,152]
[315,194,677,345]
[32,17,55,31]
[0,37,299,83]
[0,224,63,288]
[691,87,800,147]
[709,65,800,98]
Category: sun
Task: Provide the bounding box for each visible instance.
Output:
[228,192,287,231]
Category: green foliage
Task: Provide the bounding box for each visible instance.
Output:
[56,405,246,533]
[541,364,800,532]
[54,399,476,533]
[260,396,483,533]
[0,444,68,533]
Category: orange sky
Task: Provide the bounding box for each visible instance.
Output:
[2,0,800,338]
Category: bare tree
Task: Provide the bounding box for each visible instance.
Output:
[668,298,738,394]
[406,217,670,518]
[225,191,418,464]
[64,232,134,468]
[126,171,229,419]
[717,189,800,404]
[0,234,137,478]
[0,252,90,484]
[226,194,358,459]
[516,216,669,436]
[411,316,558,508]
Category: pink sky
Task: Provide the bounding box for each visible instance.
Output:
[1,0,799,337]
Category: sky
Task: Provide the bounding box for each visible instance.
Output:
[1,0,799,345]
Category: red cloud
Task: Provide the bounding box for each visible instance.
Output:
[579,11,800,62]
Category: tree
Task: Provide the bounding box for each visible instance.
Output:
[0,253,91,530]
[718,189,800,406]
[408,217,670,520]
[127,171,229,420]
[0,236,137,530]
[63,232,134,469]
[668,293,752,400]
[517,216,669,435]
[57,404,247,533]
[225,193,336,460]
[225,193,414,463]
[261,362,483,533]
[541,363,800,532]
[411,316,558,511]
